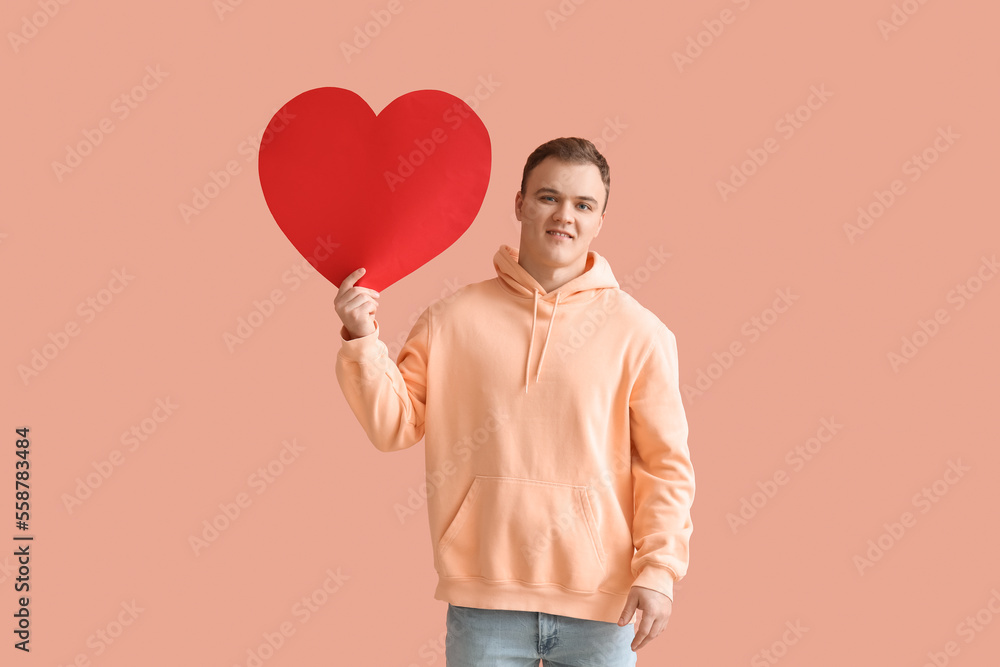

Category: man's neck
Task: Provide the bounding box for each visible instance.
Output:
[517,250,588,293]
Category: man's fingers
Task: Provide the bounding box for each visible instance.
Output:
[340,287,379,301]
[339,268,380,298]
[343,292,376,314]
[632,613,654,651]
[340,267,366,291]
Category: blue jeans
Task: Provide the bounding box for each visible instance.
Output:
[445,604,638,666]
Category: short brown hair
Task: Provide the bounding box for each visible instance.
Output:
[520,137,611,213]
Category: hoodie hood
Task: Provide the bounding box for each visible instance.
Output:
[493,244,620,393]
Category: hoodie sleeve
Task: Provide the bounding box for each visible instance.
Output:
[334,308,430,452]
[628,322,695,602]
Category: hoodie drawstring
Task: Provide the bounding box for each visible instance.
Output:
[495,245,618,394]
[537,292,560,382]
[524,290,561,393]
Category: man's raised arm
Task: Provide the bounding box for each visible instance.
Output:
[334,267,429,452]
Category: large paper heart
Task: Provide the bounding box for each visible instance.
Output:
[258,87,491,292]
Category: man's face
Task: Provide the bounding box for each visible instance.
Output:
[514,156,606,269]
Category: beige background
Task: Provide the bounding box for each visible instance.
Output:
[3,0,999,665]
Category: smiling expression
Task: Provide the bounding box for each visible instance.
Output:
[514,156,607,270]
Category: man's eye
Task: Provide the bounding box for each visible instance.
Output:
[578,203,591,210]
[542,196,555,202]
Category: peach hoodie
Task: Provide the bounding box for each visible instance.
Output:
[335,244,695,624]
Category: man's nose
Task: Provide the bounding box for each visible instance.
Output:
[554,203,575,222]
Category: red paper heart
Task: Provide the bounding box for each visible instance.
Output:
[258,87,491,292]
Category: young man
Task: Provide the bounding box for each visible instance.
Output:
[334,137,695,665]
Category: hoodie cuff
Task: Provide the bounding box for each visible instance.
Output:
[632,564,676,602]
[339,320,384,363]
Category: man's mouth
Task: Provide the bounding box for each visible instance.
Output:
[547,230,573,239]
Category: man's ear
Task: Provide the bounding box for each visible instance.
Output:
[595,211,605,238]
[513,190,523,220]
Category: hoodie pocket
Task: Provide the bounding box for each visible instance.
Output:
[437,475,608,593]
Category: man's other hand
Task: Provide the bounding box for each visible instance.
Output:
[618,585,672,651]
